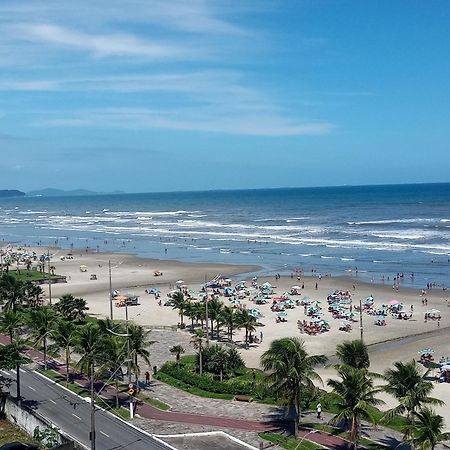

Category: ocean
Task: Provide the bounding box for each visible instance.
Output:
[1,183,449,288]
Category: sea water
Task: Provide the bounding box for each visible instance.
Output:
[0,183,449,287]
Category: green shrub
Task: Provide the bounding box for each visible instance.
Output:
[159,361,254,396]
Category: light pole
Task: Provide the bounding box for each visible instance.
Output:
[359,297,364,342]
[90,363,96,450]
[47,251,52,305]
[108,260,113,320]
[204,274,209,346]
[125,302,132,385]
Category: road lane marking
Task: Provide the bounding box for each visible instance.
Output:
[19,368,26,373]
[72,413,82,421]
[29,387,36,392]
[50,399,56,404]
[100,431,110,438]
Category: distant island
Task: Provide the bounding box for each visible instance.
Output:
[27,188,125,197]
[0,189,26,198]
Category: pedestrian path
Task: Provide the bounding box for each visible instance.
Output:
[1,333,386,449]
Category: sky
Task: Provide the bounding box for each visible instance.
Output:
[0,0,449,193]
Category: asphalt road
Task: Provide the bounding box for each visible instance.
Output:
[2,367,171,450]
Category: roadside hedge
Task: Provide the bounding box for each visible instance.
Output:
[158,361,255,396]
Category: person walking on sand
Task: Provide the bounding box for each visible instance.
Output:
[145,371,150,384]
[316,403,322,419]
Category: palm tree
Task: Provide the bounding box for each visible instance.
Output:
[207,345,228,382]
[336,340,370,369]
[184,301,196,329]
[383,360,444,438]
[23,281,43,308]
[207,297,224,339]
[54,294,89,321]
[236,309,257,344]
[0,342,29,401]
[0,274,26,312]
[405,407,450,450]
[327,365,384,448]
[128,324,153,390]
[51,320,76,384]
[28,306,56,371]
[169,345,185,368]
[172,292,187,327]
[221,306,238,342]
[75,323,104,378]
[191,329,205,375]
[0,310,23,343]
[97,318,126,337]
[261,337,327,437]
[99,336,127,408]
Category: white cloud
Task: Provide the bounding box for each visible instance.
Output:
[35,107,334,137]
[13,23,197,58]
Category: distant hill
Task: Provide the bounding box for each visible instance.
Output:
[27,188,125,197]
[0,189,26,198]
[27,188,99,197]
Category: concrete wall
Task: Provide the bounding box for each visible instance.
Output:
[4,396,87,450]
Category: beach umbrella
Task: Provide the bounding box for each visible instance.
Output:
[111,290,120,298]
[277,311,288,317]
[418,348,434,355]
[292,286,301,290]
[389,299,401,305]
[230,299,240,305]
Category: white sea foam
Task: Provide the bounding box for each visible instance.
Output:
[348,218,436,225]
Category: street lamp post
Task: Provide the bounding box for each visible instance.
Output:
[125,303,132,385]
[204,274,209,346]
[47,251,52,305]
[90,363,96,450]
[108,260,113,320]
[359,297,364,342]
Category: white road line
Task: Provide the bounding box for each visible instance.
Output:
[100,431,110,438]
[72,413,82,420]
[19,368,26,373]
[29,386,36,392]
[50,399,56,404]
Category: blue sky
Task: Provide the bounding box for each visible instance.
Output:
[1,0,449,192]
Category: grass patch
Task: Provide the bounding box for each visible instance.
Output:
[0,419,37,446]
[7,269,64,283]
[39,369,90,397]
[154,371,234,400]
[110,407,131,420]
[259,432,323,450]
[135,392,171,411]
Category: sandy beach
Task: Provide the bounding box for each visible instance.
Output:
[13,246,450,429]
